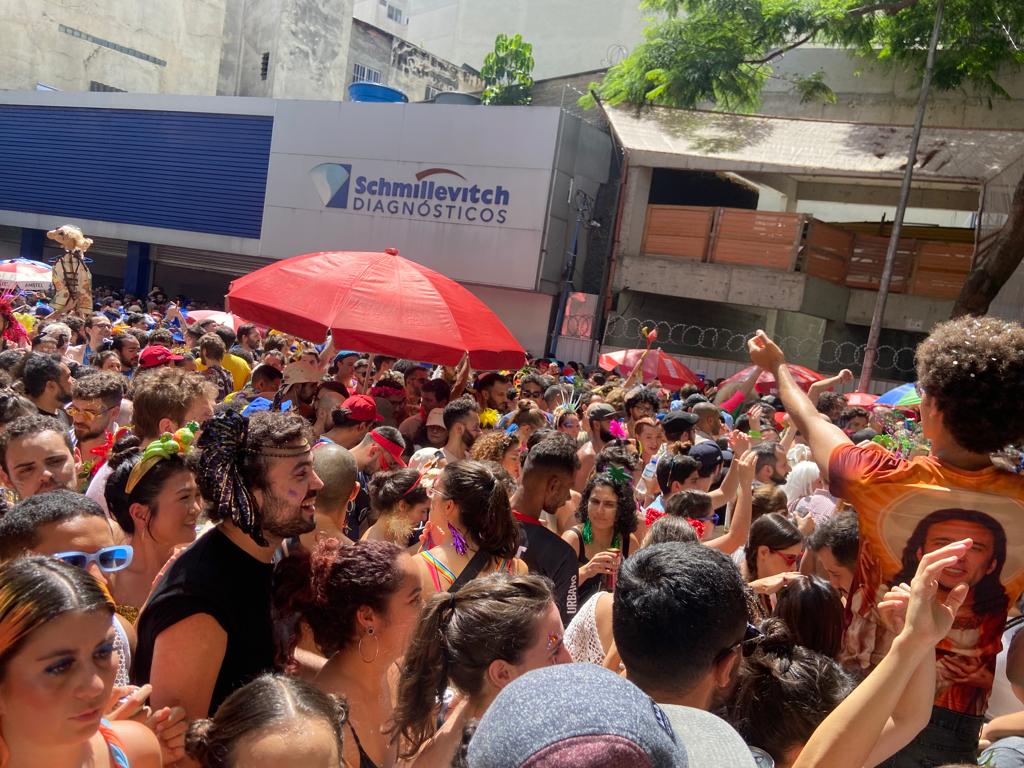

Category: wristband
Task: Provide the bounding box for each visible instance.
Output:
[748,430,762,439]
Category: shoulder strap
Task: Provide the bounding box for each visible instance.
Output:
[570,526,586,560]
[448,548,492,594]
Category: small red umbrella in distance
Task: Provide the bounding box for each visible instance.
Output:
[845,392,879,408]
[721,364,825,395]
[597,348,701,388]
[226,248,526,369]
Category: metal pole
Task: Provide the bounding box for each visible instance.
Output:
[857,0,945,392]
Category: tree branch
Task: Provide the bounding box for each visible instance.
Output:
[848,0,922,17]
[745,32,817,65]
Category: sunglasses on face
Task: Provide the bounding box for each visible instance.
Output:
[715,622,763,663]
[771,549,802,568]
[68,404,115,422]
[53,544,133,573]
[522,389,543,398]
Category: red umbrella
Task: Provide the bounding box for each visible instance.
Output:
[845,392,879,408]
[226,249,525,369]
[721,364,824,395]
[598,348,701,388]
[185,310,246,331]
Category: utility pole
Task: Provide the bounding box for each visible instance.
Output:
[858,0,946,392]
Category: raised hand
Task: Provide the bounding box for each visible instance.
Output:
[901,539,972,647]
[747,330,785,372]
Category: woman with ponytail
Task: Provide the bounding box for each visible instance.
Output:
[104,427,200,622]
[280,538,422,768]
[416,460,527,594]
[388,573,570,764]
[186,674,347,768]
[0,556,161,767]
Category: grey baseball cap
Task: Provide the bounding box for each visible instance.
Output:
[467,663,757,767]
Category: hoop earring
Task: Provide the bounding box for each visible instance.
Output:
[358,627,379,664]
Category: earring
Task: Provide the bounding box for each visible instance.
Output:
[358,627,379,664]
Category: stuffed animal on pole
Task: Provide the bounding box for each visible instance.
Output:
[46,224,94,317]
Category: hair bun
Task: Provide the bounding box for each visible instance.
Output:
[185,718,216,762]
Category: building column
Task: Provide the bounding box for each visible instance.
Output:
[123,242,152,296]
[19,229,45,261]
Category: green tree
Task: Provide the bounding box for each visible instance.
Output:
[585,0,1024,317]
[481,33,535,105]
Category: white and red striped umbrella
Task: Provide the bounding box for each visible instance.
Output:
[0,259,52,291]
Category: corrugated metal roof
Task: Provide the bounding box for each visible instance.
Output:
[602,104,1024,184]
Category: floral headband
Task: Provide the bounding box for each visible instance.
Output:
[125,423,198,494]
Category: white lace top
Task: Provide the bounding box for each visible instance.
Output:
[564,592,606,665]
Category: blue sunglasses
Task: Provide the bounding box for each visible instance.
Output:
[53,545,133,573]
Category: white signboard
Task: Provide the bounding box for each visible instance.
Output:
[261,102,561,291]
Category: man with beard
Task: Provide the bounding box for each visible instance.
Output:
[476,372,512,414]
[440,396,481,463]
[134,410,324,719]
[613,541,756,766]
[112,332,142,377]
[345,425,407,540]
[20,352,75,430]
[68,372,123,488]
[575,403,622,491]
[752,441,791,486]
[0,415,78,498]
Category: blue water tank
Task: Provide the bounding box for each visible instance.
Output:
[347,82,409,103]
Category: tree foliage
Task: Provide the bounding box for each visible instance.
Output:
[584,0,1024,111]
[481,33,535,105]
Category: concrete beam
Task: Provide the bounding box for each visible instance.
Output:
[795,181,980,211]
[618,165,652,259]
[846,289,954,333]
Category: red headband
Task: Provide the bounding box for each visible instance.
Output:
[400,472,423,498]
[370,431,406,467]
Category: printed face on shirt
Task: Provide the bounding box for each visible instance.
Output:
[917,518,999,592]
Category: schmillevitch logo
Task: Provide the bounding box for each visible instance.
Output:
[310,164,510,225]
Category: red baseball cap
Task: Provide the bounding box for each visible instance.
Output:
[138,345,184,370]
[342,394,384,423]
[370,430,406,468]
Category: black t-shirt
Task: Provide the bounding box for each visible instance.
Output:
[132,526,276,716]
[514,512,579,625]
[346,470,373,540]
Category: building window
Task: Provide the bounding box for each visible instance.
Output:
[58,23,166,66]
[387,4,403,22]
[425,85,442,100]
[260,52,270,80]
[89,80,125,92]
[352,63,383,84]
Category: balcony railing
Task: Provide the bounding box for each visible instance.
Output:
[640,204,974,300]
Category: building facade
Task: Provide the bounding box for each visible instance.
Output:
[0,92,611,356]
[1,0,228,95]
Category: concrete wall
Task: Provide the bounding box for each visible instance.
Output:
[354,0,411,37]
[346,19,481,100]
[2,0,227,95]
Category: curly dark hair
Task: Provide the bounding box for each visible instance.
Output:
[916,316,1024,453]
[469,430,520,464]
[577,471,638,539]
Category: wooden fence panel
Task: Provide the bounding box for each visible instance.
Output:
[641,205,715,260]
[910,241,974,299]
[846,234,914,293]
[804,220,853,284]
[709,210,804,270]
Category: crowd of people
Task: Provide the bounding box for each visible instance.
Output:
[0,284,1023,768]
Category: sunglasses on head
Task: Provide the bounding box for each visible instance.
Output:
[53,545,133,573]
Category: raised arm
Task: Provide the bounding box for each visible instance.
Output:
[807,368,854,407]
[449,354,470,401]
[714,365,762,407]
[707,450,755,555]
[747,331,851,483]
[791,539,971,768]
